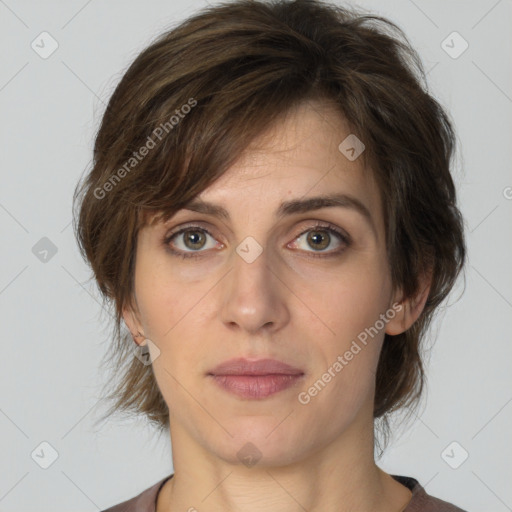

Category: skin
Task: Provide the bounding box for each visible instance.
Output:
[123,99,431,512]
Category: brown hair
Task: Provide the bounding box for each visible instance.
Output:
[73,0,465,449]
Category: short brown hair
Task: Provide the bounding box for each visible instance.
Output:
[73,0,465,448]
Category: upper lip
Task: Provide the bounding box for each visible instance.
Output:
[208,358,304,376]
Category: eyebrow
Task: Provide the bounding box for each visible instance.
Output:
[182,193,376,235]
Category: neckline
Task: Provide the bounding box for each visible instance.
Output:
[153,474,420,511]
[154,474,174,510]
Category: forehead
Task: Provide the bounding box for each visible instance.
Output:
[146,100,384,234]
[195,100,383,221]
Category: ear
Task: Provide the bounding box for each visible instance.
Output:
[122,301,147,347]
[385,271,432,336]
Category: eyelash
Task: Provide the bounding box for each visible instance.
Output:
[162,222,351,260]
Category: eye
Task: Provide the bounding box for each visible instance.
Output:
[163,222,350,260]
[163,226,221,258]
[289,223,350,257]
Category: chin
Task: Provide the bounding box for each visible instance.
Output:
[204,417,309,469]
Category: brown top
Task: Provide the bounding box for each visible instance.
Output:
[101,474,468,512]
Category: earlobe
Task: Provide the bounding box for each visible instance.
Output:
[385,276,432,336]
[122,304,146,346]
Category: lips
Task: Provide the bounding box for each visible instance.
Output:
[209,358,304,376]
[208,358,304,399]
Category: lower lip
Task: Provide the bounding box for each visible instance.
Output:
[210,374,303,399]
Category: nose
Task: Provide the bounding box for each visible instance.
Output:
[219,243,290,336]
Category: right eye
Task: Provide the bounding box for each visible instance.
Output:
[163,225,222,259]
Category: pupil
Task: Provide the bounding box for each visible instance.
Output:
[186,231,204,249]
[308,231,329,250]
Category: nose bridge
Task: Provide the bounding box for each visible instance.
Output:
[219,239,288,333]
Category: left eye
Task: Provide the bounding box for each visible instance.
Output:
[290,227,348,253]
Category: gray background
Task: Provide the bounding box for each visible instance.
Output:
[1,0,511,510]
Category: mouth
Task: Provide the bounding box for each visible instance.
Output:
[207,358,305,399]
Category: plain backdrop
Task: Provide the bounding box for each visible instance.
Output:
[0,0,511,511]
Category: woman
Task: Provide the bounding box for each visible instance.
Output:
[73,0,467,510]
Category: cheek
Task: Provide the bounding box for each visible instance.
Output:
[292,257,391,406]
[133,250,196,337]
[134,276,177,339]
[132,254,215,383]
[292,257,392,341]
[296,282,386,429]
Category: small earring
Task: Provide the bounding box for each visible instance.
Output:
[131,330,145,345]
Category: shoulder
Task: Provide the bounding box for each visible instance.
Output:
[392,475,468,512]
[101,474,173,512]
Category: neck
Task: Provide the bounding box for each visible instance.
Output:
[157,413,412,512]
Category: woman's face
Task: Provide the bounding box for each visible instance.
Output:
[125,100,406,467]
